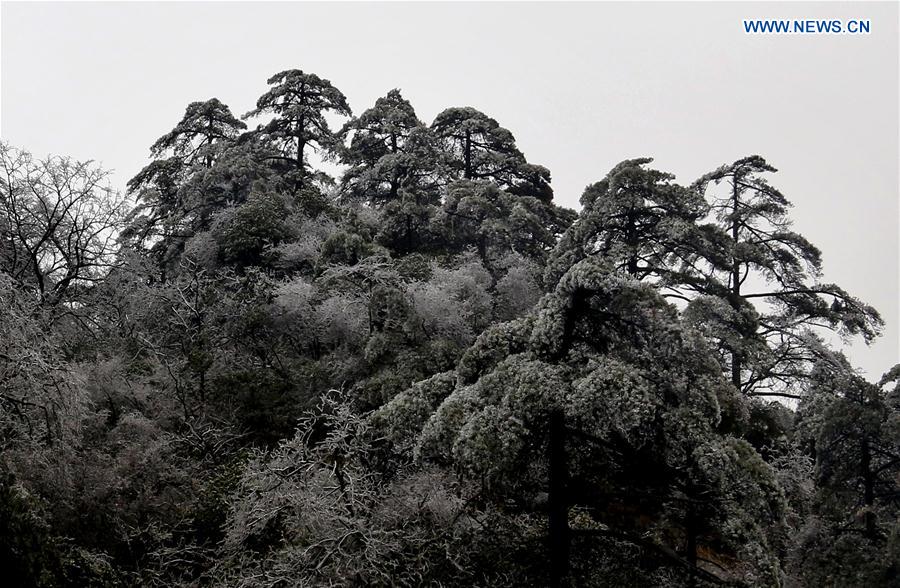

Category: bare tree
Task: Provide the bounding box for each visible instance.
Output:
[0,142,127,309]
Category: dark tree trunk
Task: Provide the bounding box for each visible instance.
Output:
[685,498,698,588]
[297,82,307,191]
[625,206,639,277]
[405,214,413,252]
[464,131,472,179]
[861,436,877,538]
[477,234,487,265]
[206,117,215,168]
[297,132,306,191]
[548,409,570,587]
[730,177,743,390]
[390,134,400,200]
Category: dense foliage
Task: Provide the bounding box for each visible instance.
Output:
[0,68,893,587]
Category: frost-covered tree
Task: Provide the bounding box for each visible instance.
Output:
[436,180,575,269]
[5,66,892,588]
[124,99,249,274]
[339,89,435,203]
[149,98,247,168]
[790,356,900,585]
[211,190,294,268]
[244,69,351,192]
[339,90,443,254]
[545,158,716,290]
[376,258,787,586]
[691,156,883,397]
[0,273,85,444]
[213,392,514,587]
[431,106,553,199]
[0,143,126,309]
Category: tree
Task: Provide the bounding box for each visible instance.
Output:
[0,143,126,310]
[211,190,294,267]
[0,470,70,588]
[124,99,248,274]
[213,392,518,587]
[122,156,192,275]
[339,90,444,254]
[691,156,883,397]
[244,69,352,192]
[339,89,434,203]
[376,257,787,586]
[791,355,900,585]
[436,180,575,269]
[0,272,84,444]
[7,65,895,588]
[544,158,716,290]
[431,107,552,199]
[150,98,247,168]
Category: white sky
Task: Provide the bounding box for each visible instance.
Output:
[2,1,898,378]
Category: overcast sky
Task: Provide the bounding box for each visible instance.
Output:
[2,1,897,378]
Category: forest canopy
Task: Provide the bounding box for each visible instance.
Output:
[0,68,896,588]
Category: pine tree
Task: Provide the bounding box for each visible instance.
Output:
[691,156,883,397]
[431,106,552,199]
[339,89,443,254]
[437,180,575,267]
[150,98,246,168]
[376,256,787,586]
[244,69,351,192]
[544,158,715,291]
[792,355,900,585]
[124,99,247,273]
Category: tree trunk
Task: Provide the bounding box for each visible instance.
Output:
[297,84,307,191]
[206,116,215,168]
[390,134,400,200]
[405,214,413,252]
[464,131,473,179]
[548,409,570,587]
[861,436,877,538]
[625,206,639,277]
[297,124,306,192]
[477,234,487,265]
[685,498,698,588]
[730,178,742,390]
